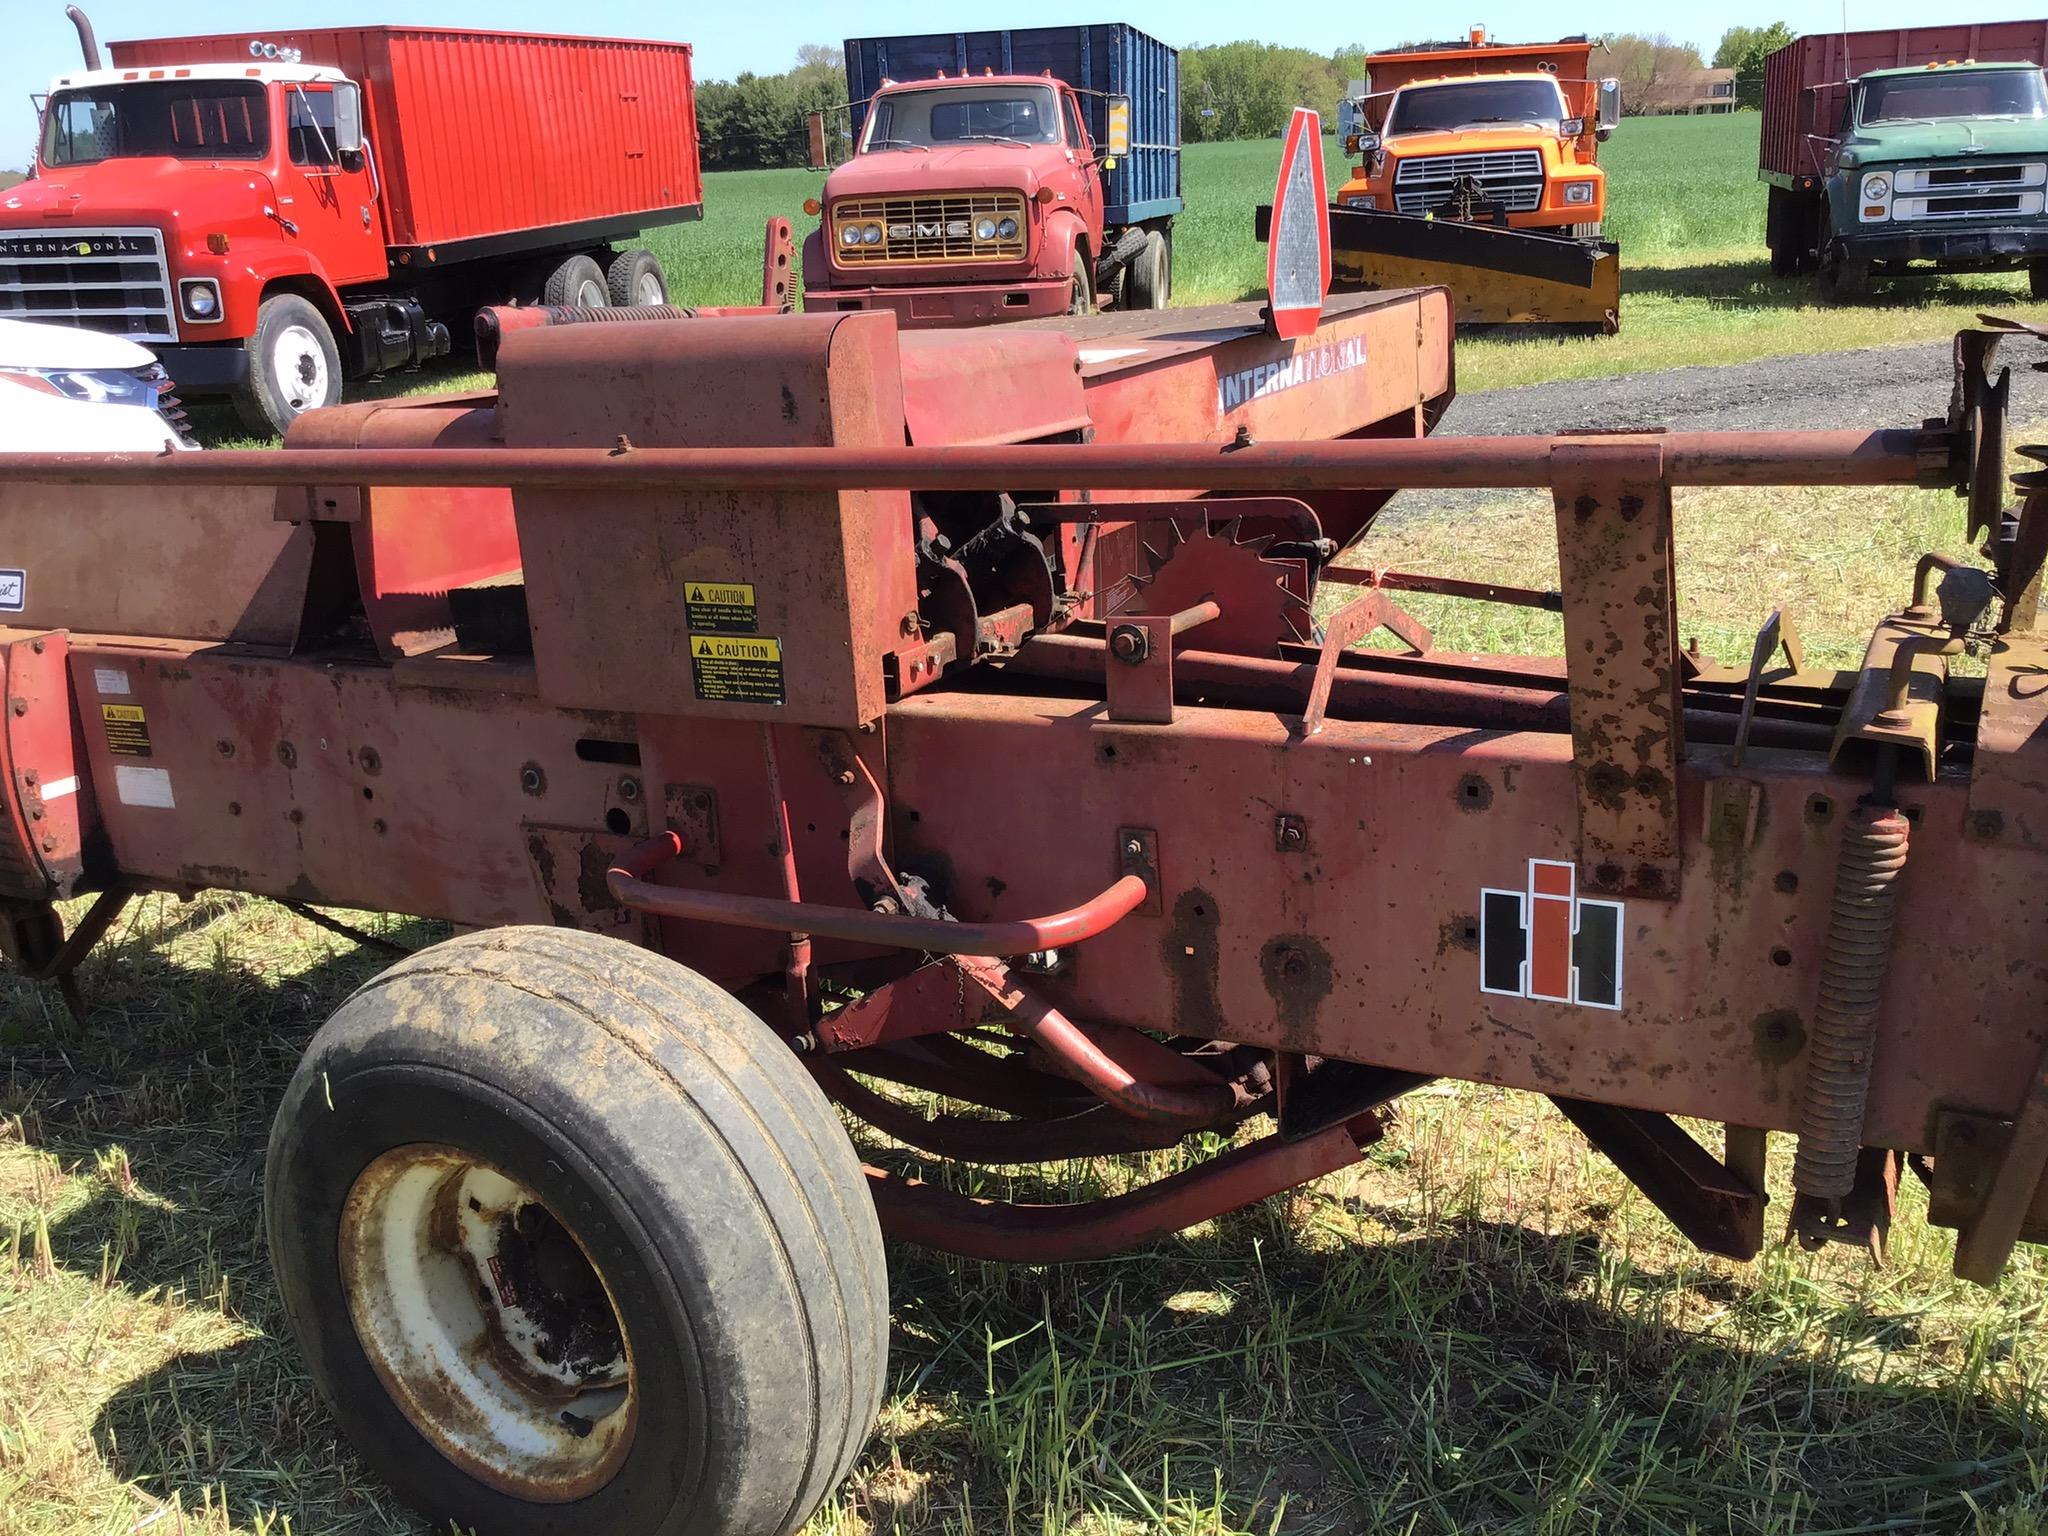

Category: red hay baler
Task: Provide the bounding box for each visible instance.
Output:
[0,294,2043,1536]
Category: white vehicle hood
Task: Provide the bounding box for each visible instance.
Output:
[0,317,159,373]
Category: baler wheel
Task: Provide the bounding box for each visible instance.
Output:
[264,926,887,1536]
[545,253,610,308]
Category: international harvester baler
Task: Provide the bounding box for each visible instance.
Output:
[0,292,2044,1536]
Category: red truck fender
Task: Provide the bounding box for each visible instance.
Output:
[202,242,354,341]
[1041,209,1092,282]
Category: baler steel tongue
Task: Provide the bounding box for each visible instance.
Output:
[1,300,2045,1536]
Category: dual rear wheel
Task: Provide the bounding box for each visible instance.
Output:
[266,927,887,1536]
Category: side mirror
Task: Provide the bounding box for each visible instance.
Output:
[805,110,829,171]
[332,81,364,155]
[1596,77,1621,130]
[1106,95,1131,157]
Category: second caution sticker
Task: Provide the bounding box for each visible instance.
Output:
[690,634,784,705]
[101,702,152,757]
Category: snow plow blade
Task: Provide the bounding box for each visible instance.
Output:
[1256,204,1620,334]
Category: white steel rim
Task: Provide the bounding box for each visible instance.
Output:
[273,324,330,414]
[576,276,609,308]
[633,269,664,305]
[339,1144,638,1501]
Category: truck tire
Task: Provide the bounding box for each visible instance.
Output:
[545,253,610,308]
[2031,260,2048,301]
[234,294,342,436]
[1818,239,1871,304]
[265,926,889,1536]
[1766,187,1798,277]
[1069,257,1095,317]
[608,248,668,307]
[1126,228,1172,309]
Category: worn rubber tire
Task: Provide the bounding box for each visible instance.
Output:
[1818,242,1871,304]
[1068,255,1095,316]
[1125,228,1171,309]
[607,248,668,307]
[2031,259,2048,301]
[233,293,342,437]
[545,253,610,308]
[265,926,888,1536]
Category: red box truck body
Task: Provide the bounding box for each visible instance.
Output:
[3,22,701,431]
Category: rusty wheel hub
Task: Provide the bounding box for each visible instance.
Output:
[339,1146,636,1500]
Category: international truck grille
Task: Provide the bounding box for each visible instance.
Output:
[1891,162,2047,222]
[1393,151,1545,216]
[834,193,1028,264]
[0,227,176,344]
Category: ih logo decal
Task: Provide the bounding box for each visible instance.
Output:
[1480,860,1624,1010]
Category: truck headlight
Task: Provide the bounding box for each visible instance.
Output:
[860,223,883,245]
[1862,173,1891,202]
[1341,194,1376,209]
[179,279,222,323]
[1563,182,1595,206]
[839,224,862,248]
[996,217,1018,239]
[974,217,998,241]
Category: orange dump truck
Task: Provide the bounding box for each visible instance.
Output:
[1322,29,1622,330]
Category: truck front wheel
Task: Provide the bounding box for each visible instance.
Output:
[1069,258,1095,316]
[235,295,342,436]
[266,926,889,1536]
[1818,240,1871,304]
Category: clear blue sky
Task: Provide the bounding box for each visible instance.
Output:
[8,0,2045,168]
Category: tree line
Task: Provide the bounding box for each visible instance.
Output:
[695,25,1797,171]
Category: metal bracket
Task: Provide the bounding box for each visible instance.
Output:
[1732,606,1804,768]
[1118,826,1161,916]
[1551,437,1683,900]
[1297,590,1428,736]
[662,783,722,872]
[1105,615,1175,724]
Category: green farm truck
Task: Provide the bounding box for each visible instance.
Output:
[1761,24,2048,300]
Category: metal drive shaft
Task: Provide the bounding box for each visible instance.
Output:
[1791,803,1911,1203]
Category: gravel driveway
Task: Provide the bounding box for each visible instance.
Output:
[1380,337,2048,526]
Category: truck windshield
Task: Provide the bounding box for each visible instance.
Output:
[41,81,270,166]
[862,85,1062,150]
[1385,78,1568,136]
[1859,69,2048,123]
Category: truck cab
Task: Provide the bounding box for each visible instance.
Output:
[5,60,394,426]
[1335,33,1616,238]
[804,74,1116,325]
[1811,61,2048,299]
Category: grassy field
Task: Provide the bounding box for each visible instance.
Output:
[9,114,2048,1536]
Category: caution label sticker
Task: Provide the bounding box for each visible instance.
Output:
[690,634,784,705]
[683,580,758,634]
[101,702,152,757]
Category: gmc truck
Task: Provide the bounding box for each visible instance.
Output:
[802,24,1181,325]
[2,10,702,433]
[1761,24,2048,301]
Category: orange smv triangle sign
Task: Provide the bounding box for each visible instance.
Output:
[1265,106,1330,341]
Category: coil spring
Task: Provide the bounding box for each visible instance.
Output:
[1790,804,1911,1203]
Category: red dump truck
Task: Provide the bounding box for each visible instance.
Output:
[2,11,702,432]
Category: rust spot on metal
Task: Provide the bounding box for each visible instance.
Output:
[1455,773,1493,812]
[1259,933,1334,1049]
[1752,1009,1806,1101]
[1439,915,1480,955]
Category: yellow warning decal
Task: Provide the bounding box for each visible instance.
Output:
[690,634,784,705]
[101,702,152,757]
[683,579,758,633]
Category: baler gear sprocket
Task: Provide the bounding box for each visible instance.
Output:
[1108,517,1314,657]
